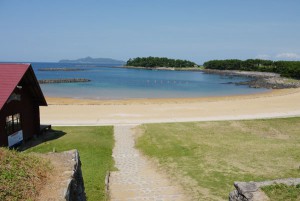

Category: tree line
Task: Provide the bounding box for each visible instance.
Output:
[126,57,197,68]
[203,59,300,79]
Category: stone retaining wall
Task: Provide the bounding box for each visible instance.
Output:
[64,150,86,201]
[229,178,300,201]
[38,149,86,201]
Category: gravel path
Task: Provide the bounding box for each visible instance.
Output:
[109,125,187,201]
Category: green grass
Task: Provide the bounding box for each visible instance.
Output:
[262,184,300,201]
[26,126,114,201]
[135,118,300,200]
[0,148,51,201]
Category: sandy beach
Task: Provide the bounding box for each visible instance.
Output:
[40,88,300,125]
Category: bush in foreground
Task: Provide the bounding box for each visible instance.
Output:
[0,148,51,201]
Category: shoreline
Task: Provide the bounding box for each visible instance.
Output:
[41,88,300,125]
[203,69,300,89]
[45,88,291,105]
[126,67,300,89]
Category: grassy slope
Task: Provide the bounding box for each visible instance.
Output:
[27,126,114,201]
[136,118,300,200]
[0,148,50,201]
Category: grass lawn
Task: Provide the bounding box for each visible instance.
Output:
[26,126,114,201]
[136,117,300,200]
[262,184,300,201]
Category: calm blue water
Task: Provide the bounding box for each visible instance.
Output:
[31,62,269,99]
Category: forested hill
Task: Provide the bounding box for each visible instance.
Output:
[126,57,197,68]
[59,57,125,65]
[203,59,300,79]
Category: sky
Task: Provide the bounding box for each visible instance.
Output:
[0,0,300,64]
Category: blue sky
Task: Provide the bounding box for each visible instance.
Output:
[0,0,300,64]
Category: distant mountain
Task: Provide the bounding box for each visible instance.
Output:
[59,57,126,65]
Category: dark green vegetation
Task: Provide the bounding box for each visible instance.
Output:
[0,148,50,201]
[27,126,114,201]
[203,59,300,79]
[126,56,197,68]
[136,118,300,200]
[262,184,300,201]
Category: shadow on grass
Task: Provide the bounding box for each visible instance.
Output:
[18,129,66,151]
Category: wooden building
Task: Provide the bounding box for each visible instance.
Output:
[0,64,47,147]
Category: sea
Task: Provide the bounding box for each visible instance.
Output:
[31,62,269,100]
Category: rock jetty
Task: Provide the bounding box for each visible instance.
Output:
[203,69,300,89]
[202,69,280,78]
[38,68,86,71]
[39,78,91,84]
[237,77,300,89]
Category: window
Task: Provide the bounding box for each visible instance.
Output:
[5,113,21,135]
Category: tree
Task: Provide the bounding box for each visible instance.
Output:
[126,57,197,68]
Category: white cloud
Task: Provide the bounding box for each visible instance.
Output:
[255,54,271,60]
[275,52,300,60]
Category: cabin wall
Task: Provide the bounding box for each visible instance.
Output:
[0,116,6,146]
[0,87,40,146]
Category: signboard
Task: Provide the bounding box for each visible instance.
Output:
[8,130,23,147]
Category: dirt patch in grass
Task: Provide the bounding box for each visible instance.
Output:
[230,121,290,140]
[0,148,51,201]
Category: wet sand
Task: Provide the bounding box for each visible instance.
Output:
[41,88,300,125]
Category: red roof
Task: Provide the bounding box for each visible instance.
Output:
[0,63,47,110]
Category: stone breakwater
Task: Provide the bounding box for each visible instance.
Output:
[39,78,91,84]
[237,77,300,89]
[38,68,86,71]
[203,69,300,89]
[202,69,280,78]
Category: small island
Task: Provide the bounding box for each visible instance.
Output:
[126,56,198,68]
[39,78,91,84]
[59,56,125,65]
